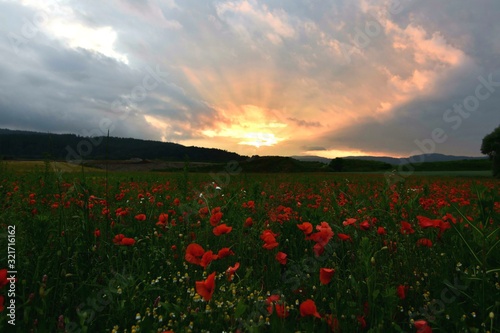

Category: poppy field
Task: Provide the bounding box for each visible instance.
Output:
[0,163,499,332]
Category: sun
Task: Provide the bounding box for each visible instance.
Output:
[239,132,279,148]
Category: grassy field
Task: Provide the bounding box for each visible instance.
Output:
[0,162,499,332]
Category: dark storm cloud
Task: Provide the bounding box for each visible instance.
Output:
[0,0,498,157]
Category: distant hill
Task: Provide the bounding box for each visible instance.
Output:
[294,153,486,165]
[342,153,486,165]
[186,156,329,173]
[290,155,332,164]
[0,128,246,163]
[294,154,490,173]
[329,158,392,172]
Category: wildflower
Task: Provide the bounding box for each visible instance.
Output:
[357,315,367,329]
[343,218,357,226]
[195,272,216,301]
[226,262,240,281]
[337,233,352,242]
[400,221,415,235]
[275,252,287,265]
[200,251,217,269]
[113,234,135,246]
[274,303,289,318]
[244,217,253,227]
[416,216,439,228]
[210,207,223,226]
[120,237,135,246]
[217,247,234,259]
[320,268,335,285]
[414,319,432,333]
[300,299,321,318]
[135,214,146,221]
[297,222,313,235]
[359,220,370,230]
[325,314,340,332]
[417,238,433,247]
[156,213,169,228]
[397,285,408,300]
[185,243,205,266]
[260,229,279,250]
[0,269,8,288]
[377,226,387,235]
[213,224,232,236]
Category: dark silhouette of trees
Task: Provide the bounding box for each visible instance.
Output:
[0,129,246,163]
[481,125,500,177]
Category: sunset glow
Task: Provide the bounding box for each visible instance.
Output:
[0,0,497,158]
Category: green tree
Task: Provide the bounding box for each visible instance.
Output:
[329,158,344,172]
[481,125,500,177]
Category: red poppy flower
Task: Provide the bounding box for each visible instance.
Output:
[260,229,279,250]
[266,294,280,306]
[217,247,234,259]
[300,299,321,318]
[417,216,440,228]
[120,237,135,246]
[359,220,370,230]
[210,207,223,226]
[343,218,357,226]
[309,222,334,247]
[226,262,240,281]
[198,206,209,218]
[195,272,216,301]
[442,213,457,224]
[397,284,408,299]
[377,226,387,235]
[135,214,146,221]
[337,233,352,242]
[357,315,367,328]
[94,228,101,238]
[400,221,415,234]
[325,314,340,332]
[213,224,232,236]
[274,303,289,318]
[297,222,313,235]
[113,234,125,245]
[414,320,433,333]
[0,269,8,289]
[276,252,287,265]
[313,242,325,256]
[156,213,169,228]
[437,220,451,238]
[319,268,335,285]
[201,251,217,269]
[185,243,205,265]
[417,238,433,247]
[244,217,253,227]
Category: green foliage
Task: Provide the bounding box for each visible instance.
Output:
[329,158,392,172]
[481,125,500,177]
[0,167,499,332]
[0,129,245,163]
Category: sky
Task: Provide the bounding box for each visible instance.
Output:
[0,0,499,159]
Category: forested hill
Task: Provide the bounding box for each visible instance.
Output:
[0,129,246,163]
